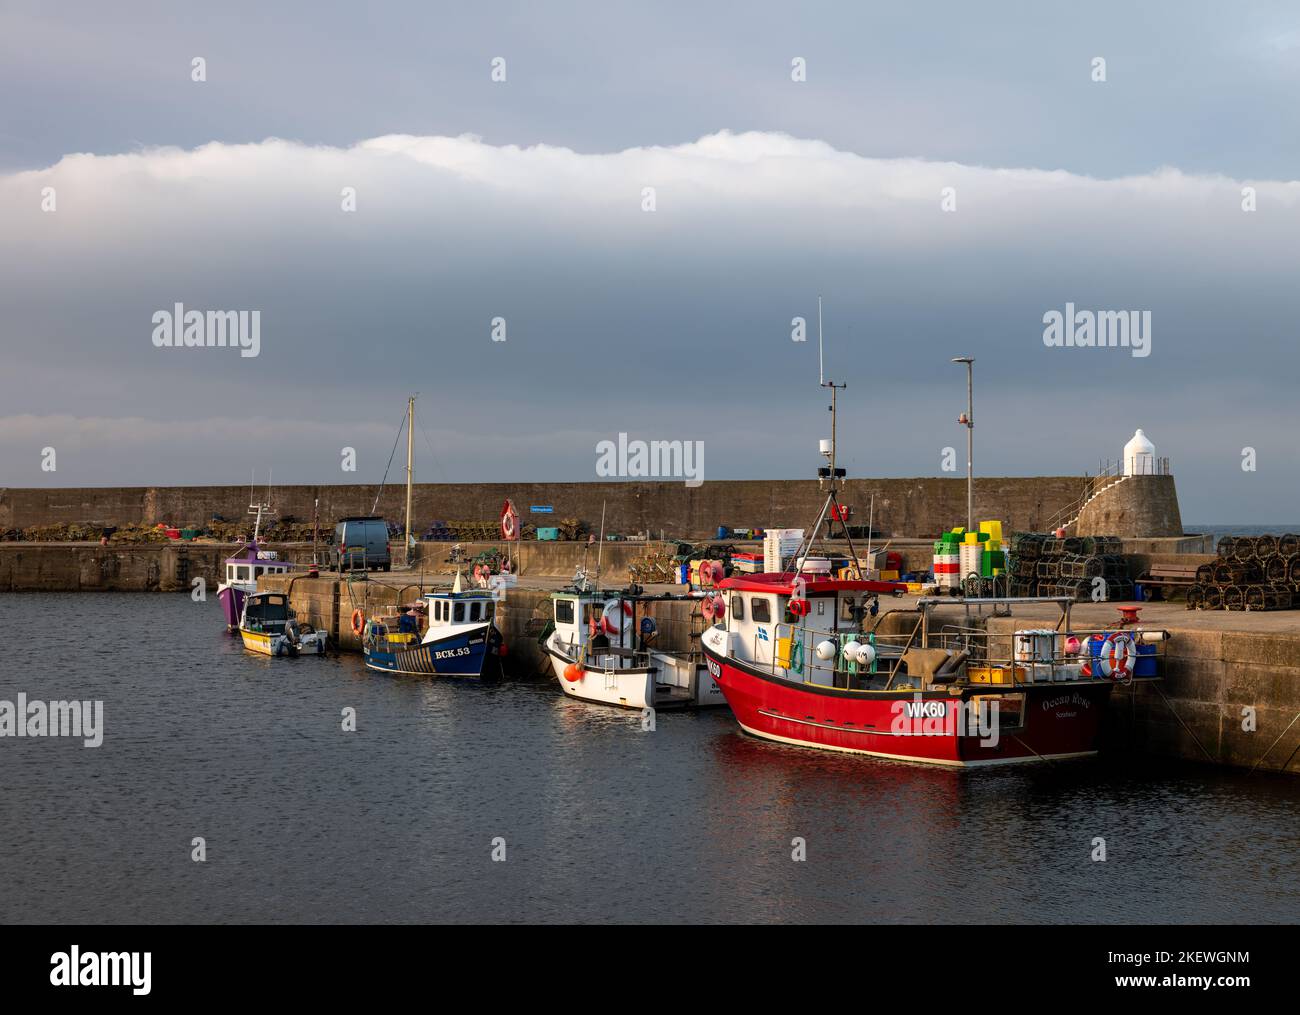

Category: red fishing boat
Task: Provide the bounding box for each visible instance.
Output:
[700,321,1165,766]
[700,585,1165,766]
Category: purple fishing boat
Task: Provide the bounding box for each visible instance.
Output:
[216,502,292,630]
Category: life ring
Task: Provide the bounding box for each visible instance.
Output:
[1099,633,1135,682]
[350,609,365,636]
[601,600,625,632]
[789,598,809,618]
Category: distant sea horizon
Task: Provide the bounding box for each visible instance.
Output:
[1186,524,1300,548]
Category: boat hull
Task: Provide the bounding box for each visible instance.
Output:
[701,643,1114,767]
[218,584,248,629]
[545,636,727,710]
[239,628,325,656]
[364,625,493,678]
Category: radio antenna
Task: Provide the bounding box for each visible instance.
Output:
[817,294,824,386]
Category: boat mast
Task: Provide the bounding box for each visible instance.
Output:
[595,500,607,590]
[794,298,862,581]
[248,469,273,545]
[405,394,415,566]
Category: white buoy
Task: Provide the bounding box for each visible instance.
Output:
[815,640,837,661]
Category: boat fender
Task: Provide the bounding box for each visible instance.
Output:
[814,639,837,661]
[350,609,365,636]
[789,639,804,674]
[563,662,583,682]
[1099,633,1136,682]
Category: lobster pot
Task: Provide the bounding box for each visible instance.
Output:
[959,543,983,582]
[1014,629,1058,682]
[764,529,804,572]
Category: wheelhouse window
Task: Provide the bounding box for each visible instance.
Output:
[555,599,575,625]
[484,601,495,620]
[750,597,771,623]
[470,602,482,621]
[236,565,250,581]
[730,595,744,621]
[454,603,465,623]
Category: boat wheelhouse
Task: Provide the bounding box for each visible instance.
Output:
[542,587,727,710]
[238,591,326,657]
[362,588,502,678]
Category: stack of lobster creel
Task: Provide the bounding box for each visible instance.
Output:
[1186,534,1300,612]
[1007,533,1129,601]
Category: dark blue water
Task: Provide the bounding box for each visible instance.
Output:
[2,593,1298,924]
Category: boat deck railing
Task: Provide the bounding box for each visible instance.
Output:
[738,616,1168,692]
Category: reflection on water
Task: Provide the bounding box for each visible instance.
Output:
[1,593,1296,924]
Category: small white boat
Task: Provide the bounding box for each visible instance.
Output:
[542,586,726,710]
[238,592,327,657]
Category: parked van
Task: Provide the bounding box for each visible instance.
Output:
[333,516,392,571]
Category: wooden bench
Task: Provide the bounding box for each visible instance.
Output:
[1137,563,1200,601]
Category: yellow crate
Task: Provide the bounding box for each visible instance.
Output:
[968,665,1026,685]
[879,569,899,581]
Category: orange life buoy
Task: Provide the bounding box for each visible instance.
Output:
[1100,633,1135,682]
[350,609,365,636]
[563,662,583,682]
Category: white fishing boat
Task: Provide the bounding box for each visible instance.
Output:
[542,584,726,710]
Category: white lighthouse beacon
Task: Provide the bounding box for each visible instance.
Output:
[1123,428,1156,476]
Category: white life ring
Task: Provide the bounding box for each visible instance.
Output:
[1099,633,1136,682]
[601,600,626,632]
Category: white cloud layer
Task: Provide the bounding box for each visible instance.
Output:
[2,130,1299,520]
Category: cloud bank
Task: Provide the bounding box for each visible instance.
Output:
[2,130,1298,521]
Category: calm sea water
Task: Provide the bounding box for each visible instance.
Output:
[1188,524,1300,549]
[2,593,1298,924]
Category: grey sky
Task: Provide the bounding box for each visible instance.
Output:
[2,1,1299,523]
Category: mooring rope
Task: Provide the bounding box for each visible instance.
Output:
[1151,682,1216,762]
[1249,709,1300,774]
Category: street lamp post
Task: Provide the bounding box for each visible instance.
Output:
[952,357,974,532]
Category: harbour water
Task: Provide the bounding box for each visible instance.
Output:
[3,592,1298,924]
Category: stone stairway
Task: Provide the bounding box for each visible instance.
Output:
[1051,473,1131,533]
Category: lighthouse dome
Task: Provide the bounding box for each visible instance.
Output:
[1123,428,1155,475]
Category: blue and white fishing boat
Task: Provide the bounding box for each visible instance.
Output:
[362,576,504,678]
